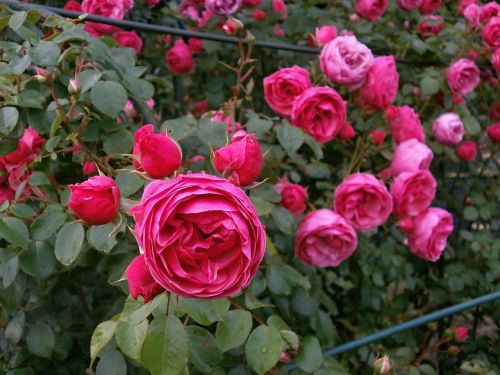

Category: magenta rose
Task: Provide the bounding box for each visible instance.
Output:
[406,207,454,262]
[480,2,500,23]
[319,36,374,87]
[355,0,388,21]
[291,86,347,144]
[127,255,164,303]
[492,48,500,73]
[487,123,500,142]
[205,0,242,15]
[165,39,194,75]
[464,4,481,27]
[397,0,423,11]
[382,139,434,178]
[419,0,441,14]
[130,173,266,298]
[432,113,464,145]
[334,173,393,232]
[295,209,358,267]
[275,178,308,218]
[263,66,312,117]
[0,127,44,172]
[391,170,437,218]
[447,58,480,96]
[64,0,82,11]
[0,187,14,204]
[81,0,131,34]
[482,17,500,49]
[114,31,143,53]
[315,25,337,46]
[458,0,477,15]
[417,16,445,38]
[386,105,425,144]
[455,140,477,161]
[69,176,121,225]
[455,327,469,342]
[357,56,399,110]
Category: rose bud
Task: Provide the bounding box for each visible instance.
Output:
[456,141,477,161]
[68,79,81,95]
[213,130,263,186]
[338,122,356,141]
[314,25,337,46]
[188,38,204,53]
[370,129,386,145]
[123,100,137,118]
[127,254,164,303]
[251,9,266,20]
[432,113,465,145]
[355,0,388,21]
[446,58,480,96]
[222,17,244,36]
[398,217,415,233]
[454,326,469,342]
[373,355,391,375]
[275,178,308,218]
[396,0,423,11]
[133,124,182,179]
[486,123,500,142]
[448,345,460,355]
[68,176,121,225]
[165,39,194,75]
[34,67,51,83]
[83,161,98,176]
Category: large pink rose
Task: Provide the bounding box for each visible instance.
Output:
[432,113,464,145]
[291,86,347,144]
[275,178,308,218]
[295,209,358,267]
[391,170,436,218]
[447,58,480,95]
[382,139,434,178]
[357,56,399,110]
[319,36,374,87]
[263,66,312,117]
[482,17,500,49]
[165,39,194,75]
[130,173,266,298]
[114,31,143,53]
[81,0,132,34]
[419,0,441,15]
[406,207,454,262]
[334,173,393,232]
[480,2,500,23]
[396,0,423,11]
[386,105,425,144]
[355,0,388,21]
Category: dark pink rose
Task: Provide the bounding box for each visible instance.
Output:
[295,209,358,267]
[188,38,204,53]
[291,86,347,144]
[391,170,436,218]
[487,123,500,142]
[355,0,388,21]
[165,39,194,75]
[263,66,312,117]
[274,24,285,37]
[370,129,386,145]
[396,0,423,11]
[146,0,160,6]
[458,0,477,15]
[480,2,500,23]
[492,48,500,73]
[482,17,500,49]
[272,0,287,19]
[357,56,399,110]
[243,0,262,6]
[127,255,164,303]
[83,161,98,176]
[419,0,441,14]
[447,58,480,95]
[130,173,266,298]
[0,187,14,203]
[81,0,131,34]
[417,15,444,38]
[386,105,425,144]
[275,178,308,217]
[334,173,393,232]
[213,130,263,186]
[68,176,121,225]
[406,207,453,262]
[381,139,434,178]
[0,128,44,172]
[455,141,477,161]
[337,122,356,141]
[251,9,266,20]
[315,25,337,46]
[490,101,500,121]
[133,124,182,178]
[114,31,143,53]
[432,113,464,145]
[64,0,82,11]
[455,327,469,342]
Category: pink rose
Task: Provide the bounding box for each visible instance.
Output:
[419,0,441,15]
[480,2,500,23]
[319,36,374,87]
[406,207,453,262]
[386,105,425,144]
[355,0,388,21]
[81,0,131,34]
[487,123,500,142]
[454,327,469,342]
[165,39,194,75]
[127,255,164,303]
[464,4,481,27]
[334,173,393,232]
[213,130,263,186]
[114,31,143,53]
[133,124,182,178]
[357,56,399,110]
[490,101,500,121]
[396,0,423,11]
[295,209,358,267]
[382,139,434,177]
[447,58,480,95]
[251,9,266,20]
[243,0,262,6]
[314,25,337,46]
[130,173,266,298]
[417,15,444,38]
[391,170,436,218]
[492,49,500,73]
[370,129,386,145]
[64,0,82,11]
[0,187,14,203]
[338,122,356,141]
[205,0,242,15]
[482,17,500,49]
[263,66,312,117]
[275,178,308,218]
[123,100,137,118]
[458,0,476,15]
[83,161,98,176]
[291,86,347,144]
[210,110,241,133]
[272,0,287,19]
[68,176,120,225]
[0,128,44,172]
[188,38,204,53]
[432,113,464,145]
[455,141,477,161]
[274,24,286,37]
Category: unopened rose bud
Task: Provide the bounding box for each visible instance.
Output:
[34,74,48,83]
[373,355,391,374]
[222,17,244,36]
[34,67,51,83]
[68,79,81,95]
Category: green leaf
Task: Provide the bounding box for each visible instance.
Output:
[161,115,197,140]
[123,77,154,100]
[17,89,44,108]
[271,206,295,234]
[0,217,30,248]
[315,357,350,375]
[1,252,18,288]
[120,293,168,325]
[197,118,228,148]
[0,107,19,135]
[5,310,25,345]
[141,315,188,375]
[27,321,55,359]
[266,266,291,296]
[30,209,67,241]
[250,196,274,216]
[215,310,253,352]
[103,129,134,154]
[8,11,27,31]
[277,122,304,154]
[247,115,273,137]
[19,241,56,280]
[464,206,479,221]
[245,325,285,375]
[115,320,148,362]
[187,326,222,374]
[295,336,323,372]
[463,116,481,135]
[30,41,60,66]
[280,330,299,350]
[116,171,144,197]
[77,70,102,94]
[178,298,230,326]
[90,320,117,366]
[96,350,127,375]
[90,81,127,118]
[420,77,440,96]
[55,222,85,266]
[28,171,51,186]
[88,223,118,253]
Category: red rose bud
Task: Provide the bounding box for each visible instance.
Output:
[83,161,98,176]
[373,355,391,375]
[487,123,500,142]
[370,129,386,145]
[275,178,308,218]
[68,79,81,95]
[68,176,120,225]
[127,254,164,303]
[188,38,204,53]
[338,122,356,140]
[251,9,267,20]
[222,18,244,36]
[213,130,263,186]
[454,326,469,342]
[133,124,182,178]
[456,141,477,161]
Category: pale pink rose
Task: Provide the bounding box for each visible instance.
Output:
[406,207,453,262]
[482,17,500,49]
[295,209,358,267]
[396,0,423,11]
[291,86,347,144]
[114,31,143,53]
[464,4,481,27]
[275,178,308,217]
[492,49,500,73]
[127,255,164,303]
[81,0,131,34]
[480,2,500,23]
[391,170,436,218]
[334,173,393,232]
[165,39,194,75]
[419,0,441,15]
[382,139,434,178]
[355,0,388,21]
[263,66,312,117]
[210,110,241,133]
[417,15,444,38]
[447,58,480,95]
[130,173,266,298]
[319,36,374,87]
[458,0,477,16]
[386,105,425,144]
[357,56,399,110]
[124,100,137,118]
[432,113,464,145]
[315,25,337,46]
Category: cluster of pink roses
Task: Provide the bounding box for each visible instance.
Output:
[354,0,442,22]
